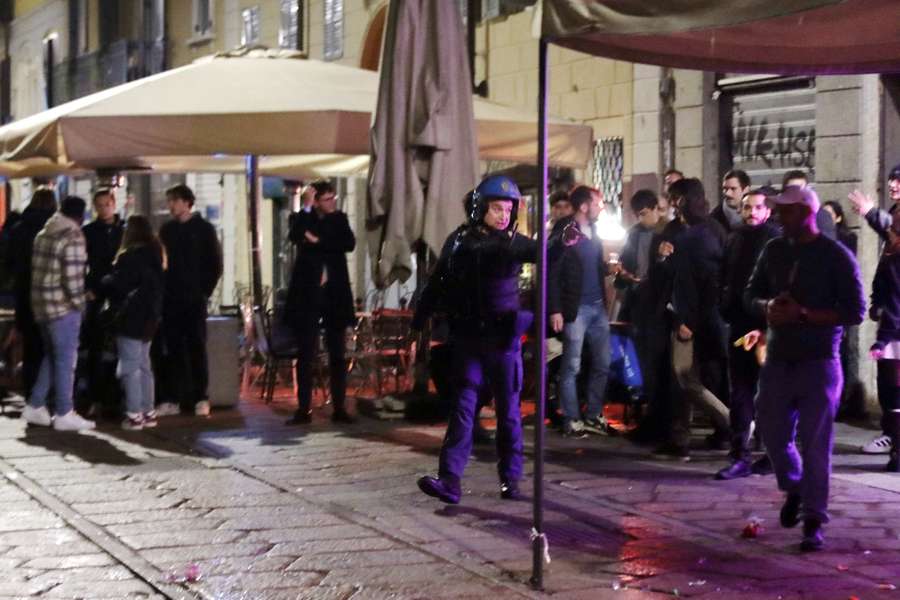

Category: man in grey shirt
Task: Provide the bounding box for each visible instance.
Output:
[745,186,865,552]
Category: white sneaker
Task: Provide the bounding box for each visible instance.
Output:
[23,404,52,427]
[861,434,892,454]
[53,411,96,432]
[155,402,180,416]
[194,400,210,417]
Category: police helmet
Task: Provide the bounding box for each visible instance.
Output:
[469,174,521,229]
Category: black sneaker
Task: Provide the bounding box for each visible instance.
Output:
[714,460,752,480]
[286,411,312,425]
[417,476,461,504]
[500,482,525,501]
[780,493,802,528]
[800,519,824,552]
[652,442,690,462]
[331,410,357,424]
[751,455,774,475]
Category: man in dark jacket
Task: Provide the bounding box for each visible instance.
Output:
[745,186,865,552]
[5,189,57,398]
[715,187,779,480]
[285,180,356,425]
[549,185,614,438]
[664,178,730,459]
[158,184,223,417]
[81,189,124,414]
[713,169,750,234]
[615,190,671,442]
[849,164,900,454]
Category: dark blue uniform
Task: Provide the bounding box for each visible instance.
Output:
[414,224,535,498]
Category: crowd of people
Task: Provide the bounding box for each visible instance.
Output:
[410,165,900,553]
[1,184,222,432]
[1,162,897,554]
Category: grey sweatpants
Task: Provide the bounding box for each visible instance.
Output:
[756,358,842,523]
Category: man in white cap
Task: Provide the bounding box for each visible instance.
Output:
[745,185,865,552]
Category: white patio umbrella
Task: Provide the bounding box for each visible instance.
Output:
[0,47,592,304]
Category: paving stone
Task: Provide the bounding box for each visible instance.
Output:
[269,537,401,556]
[218,513,347,530]
[21,553,117,569]
[87,508,210,526]
[199,570,323,592]
[121,528,244,550]
[71,496,186,515]
[106,517,225,537]
[286,549,437,571]
[141,542,273,564]
[40,580,160,598]
[27,565,136,585]
[166,554,294,577]
[244,524,379,543]
[5,541,102,558]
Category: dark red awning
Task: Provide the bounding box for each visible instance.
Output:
[543,0,900,74]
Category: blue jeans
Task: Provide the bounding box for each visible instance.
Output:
[756,358,842,523]
[30,311,82,416]
[116,336,154,415]
[559,302,610,426]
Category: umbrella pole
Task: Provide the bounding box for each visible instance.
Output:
[530,37,550,592]
[246,154,265,308]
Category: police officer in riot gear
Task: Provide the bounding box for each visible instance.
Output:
[412,174,536,504]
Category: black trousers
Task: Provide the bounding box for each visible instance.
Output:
[15,308,43,398]
[878,359,900,433]
[728,343,760,462]
[80,301,119,413]
[295,324,346,415]
[162,303,208,409]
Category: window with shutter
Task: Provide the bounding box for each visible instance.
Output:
[279,0,304,51]
[241,6,261,46]
[323,0,344,61]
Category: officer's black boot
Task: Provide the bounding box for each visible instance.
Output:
[417,476,461,504]
[800,519,824,552]
[500,481,524,501]
[885,409,900,472]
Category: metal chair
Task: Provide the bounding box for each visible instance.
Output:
[252,307,298,404]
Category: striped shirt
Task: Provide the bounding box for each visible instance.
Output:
[31,212,87,322]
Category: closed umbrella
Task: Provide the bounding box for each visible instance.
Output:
[367,0,479,286]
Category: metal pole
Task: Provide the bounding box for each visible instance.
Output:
[246,154,264,308]
[530,37,549,592]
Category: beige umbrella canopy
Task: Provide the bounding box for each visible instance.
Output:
[0,48,591,172]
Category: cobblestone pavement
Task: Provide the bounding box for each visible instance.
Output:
[1,393,900,599]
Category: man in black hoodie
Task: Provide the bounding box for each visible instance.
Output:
[81,189,124,415]
[715,187,779,480]
[158,184,223,417]
[5,189,57,398]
